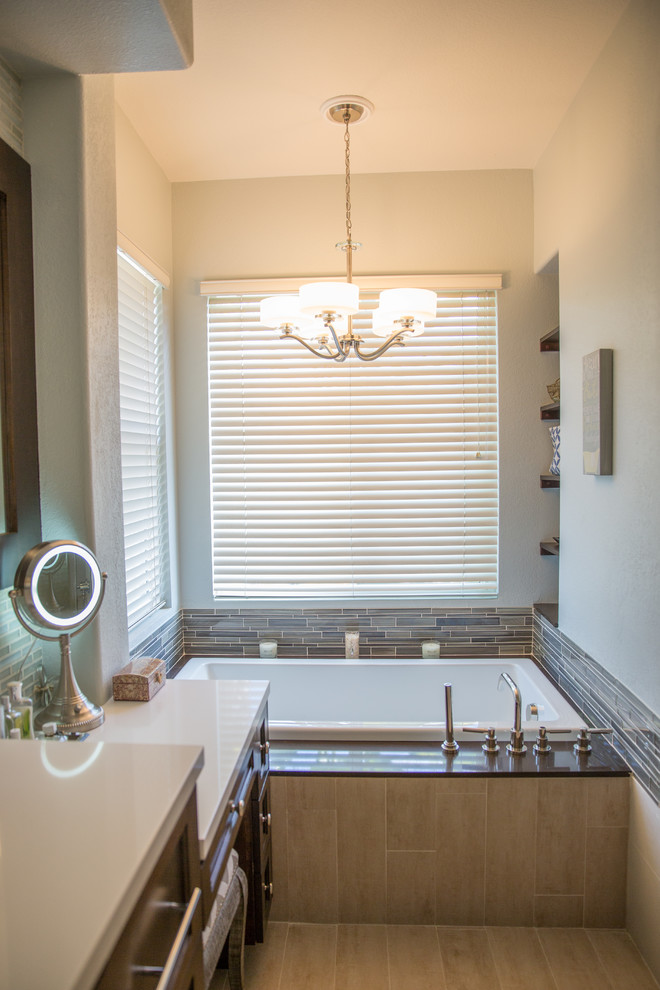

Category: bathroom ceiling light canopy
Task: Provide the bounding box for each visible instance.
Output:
[259,96,436,362]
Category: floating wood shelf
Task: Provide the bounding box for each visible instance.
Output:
[540,474,560,489]
[540,326,560,352]
[540,540,560,556]
[541,401,560,421]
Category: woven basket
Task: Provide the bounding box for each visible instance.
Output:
[546,378,560,402]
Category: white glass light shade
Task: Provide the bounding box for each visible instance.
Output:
[299,281,360,317]
[260,295,312,330]
[371,306,425,338]
[378,287,437,323]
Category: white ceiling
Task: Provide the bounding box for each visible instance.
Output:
[114,0,629,183]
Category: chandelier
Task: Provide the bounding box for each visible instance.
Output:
[259,96,437,362]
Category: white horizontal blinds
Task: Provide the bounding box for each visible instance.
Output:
[117,250,170,626]
[208,289,498,598]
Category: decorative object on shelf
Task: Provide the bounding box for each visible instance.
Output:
[549,425,560,476]
[9,540,107,733]
[259,96,437,363]
[540,326,559,352]
[583,348,613,475]
[546,378,560,402]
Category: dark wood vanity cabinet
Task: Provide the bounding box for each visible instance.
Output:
[200,706,272,944]
[250,709,273,941]
[236,763,273,943]
[95,789,204,990]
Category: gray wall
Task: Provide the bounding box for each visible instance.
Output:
[22,74,129,702]
[534,0,660,717]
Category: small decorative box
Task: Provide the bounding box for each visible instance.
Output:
[112,657,166,702]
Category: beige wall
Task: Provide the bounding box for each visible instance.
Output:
[115,104,173,277]
[114,105,180,649]
[627,781,660,980]
[172,169,560,608]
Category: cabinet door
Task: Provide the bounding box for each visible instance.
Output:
[254,778,273,941]
[96,791,204,990]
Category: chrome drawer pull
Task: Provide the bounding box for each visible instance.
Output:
[263,881,273,899]
[230,798,245,818]
[260,811,272,832]
[260,740,270,755]
[131,886,201,990]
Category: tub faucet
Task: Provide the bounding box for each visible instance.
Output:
[345,629,359,659]
[498,671,527,754]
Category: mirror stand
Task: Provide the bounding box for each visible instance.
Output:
[35,633,104,732]
[9,540,107,735]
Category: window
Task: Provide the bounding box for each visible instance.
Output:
[206,283,498,599]
[117,249,170,626]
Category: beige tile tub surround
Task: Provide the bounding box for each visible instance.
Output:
[270,774,630,927]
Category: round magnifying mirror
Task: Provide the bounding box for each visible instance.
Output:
[15,540,104,631]
[10,540,107,734]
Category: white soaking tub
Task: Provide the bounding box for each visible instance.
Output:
[177,656,585,742]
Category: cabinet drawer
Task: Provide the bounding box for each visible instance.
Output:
[96,791,204,990]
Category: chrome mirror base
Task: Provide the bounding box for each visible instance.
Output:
[33,633,104,733]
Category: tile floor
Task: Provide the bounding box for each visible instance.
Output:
[210,922,659,990]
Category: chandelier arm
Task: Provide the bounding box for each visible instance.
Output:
[353,332,409,362]
[280,332,346,362]
[326,318,351,358]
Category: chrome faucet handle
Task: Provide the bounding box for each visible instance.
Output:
[532,725,566,754]
[574,726,613,754]
[441,682,459,754]
[463,726,499,754]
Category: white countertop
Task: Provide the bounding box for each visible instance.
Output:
[0,738,203,990]
[98,678,270,858]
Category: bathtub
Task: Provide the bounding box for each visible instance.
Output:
[177,656,585,742]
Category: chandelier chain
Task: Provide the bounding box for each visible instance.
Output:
[344,109,353,280]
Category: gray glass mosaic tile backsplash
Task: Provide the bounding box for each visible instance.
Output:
[0,586,43,701]
[130,612,183,674]
[181,606,534,659]
[533,612,660,805]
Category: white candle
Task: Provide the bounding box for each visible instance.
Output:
[421,640,440,659]
[259,639,278,658]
